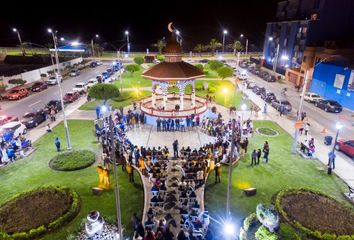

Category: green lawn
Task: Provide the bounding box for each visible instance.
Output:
[79,90,152,111]
[0,120,143,239]
[205,121,350,233]
[114,66,151,89]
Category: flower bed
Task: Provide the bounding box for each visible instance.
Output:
[0,186,80,239]
[275,189,354,239]
[49,150,96,171]
[256,127,279,137]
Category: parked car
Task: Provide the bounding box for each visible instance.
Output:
[45,100,62,113]
[86,78,98,88]
[315,100,342,113]
[261,92,276,103]
[237,71,248,81]
[271,99,292,113]
[1,121,27,141]
[46,75,63,85]
[69,69,80,77]
[72,82,87,94]
[0,115,18,126]
[106,68,113,76]
[21,110,46,128]
[96,75,103,83]
[63,91,80,103]
[252,86,266,95]
[335,140,354,161]
[199,59,209,63]
[4,87,29,100]
[96,61,103,66]
[90,62,97,68]
[246,81,256,89]
[302,92,323,103]
[28,81,48,92]
[101,71,109,79]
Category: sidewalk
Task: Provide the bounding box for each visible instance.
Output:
[237,85,354,189]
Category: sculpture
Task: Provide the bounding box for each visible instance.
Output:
[256,204,279,232]
[85,210,104,237]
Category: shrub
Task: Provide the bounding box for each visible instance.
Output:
[89,84,120,100]
[255,226,278,240]
[156,54,165,61]
[134,56,144,65]
[195,64,204,71]
[125,64,140,76]
[208,86,216,93]
[40,73,47,78]
[217,66,233,79]
[243,213,257,231]
[8,79,26,85]
[49,150,96,171]
[208,60,223,70]
[195,83,203,91]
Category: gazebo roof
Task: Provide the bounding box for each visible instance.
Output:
[141,61,205,80]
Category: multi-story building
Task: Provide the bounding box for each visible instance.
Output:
[263,0,354,71]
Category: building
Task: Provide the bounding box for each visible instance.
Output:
[263,0,354,71]
[310,59,354,110]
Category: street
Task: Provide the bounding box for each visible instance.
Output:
[0,63,110,119]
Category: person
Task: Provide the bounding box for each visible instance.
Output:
[251,149,257,166]
[97,164,105,189]
[296,84,301,92]
[127,163,134,182]
[214,163,221,183]
[7,147,15,162]
[263,141,270,163]
[102,166,111,189]
[257,149,261,165]
[131,213,140,232]
[54,137,61,152]
[177,230,188,240]
[304,123,310,136]
[163,227,174,240]
[96,106,101,119]
[263,103,267,114]
[279,104,285,117]
[156,118,161,132]
[50,108,56,122]
[328,151,336,169]
[243,138,249,153]
[173,139,179,158]
[281,87,287,96]
[46,124,52,133]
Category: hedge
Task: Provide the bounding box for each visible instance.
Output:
[0,186,80,240]
[49,150,96,171]
[275,189,354,240]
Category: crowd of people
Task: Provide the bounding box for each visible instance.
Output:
[0,133,31,166]
[156,115,201,132]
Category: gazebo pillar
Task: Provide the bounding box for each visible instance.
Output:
[163,94,167,109]
[180,94,184,110]
[152,92,156,107]
[192,82,196,107]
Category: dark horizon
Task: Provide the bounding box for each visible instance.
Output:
[0,0,280,52]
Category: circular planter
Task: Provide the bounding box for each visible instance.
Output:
[256,127,279,137]
[0,186,80,239]
[49,150,96,171]
[276,189,354,239]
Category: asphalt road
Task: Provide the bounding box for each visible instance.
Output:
[244,68,354,140]
[0,63,110,119]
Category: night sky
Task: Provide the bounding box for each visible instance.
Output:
[0,0,281,51]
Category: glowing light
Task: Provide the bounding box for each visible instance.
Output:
[336,122,343,130]
[101,105,107,113]
[223,30,228,35]
[12,28,17,32]
[268,37,273,41]
[223,88,228,94]
[241,104,247,111]
[71,41,79,46]
[125,30,129,35]
[47,28,52,33]
[224,222,235,236]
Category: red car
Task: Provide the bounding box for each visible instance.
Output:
[63,91,80,103]
[4,87,29,100]
[336,140,354,161]
[29,81,48,92]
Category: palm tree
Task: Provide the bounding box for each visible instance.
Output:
[207,39,222,56]
[193,44,204,56]
[152,39,166,54]
[93,43,104,57]
[228,40,243,55]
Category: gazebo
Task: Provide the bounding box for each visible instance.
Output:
[140,31,207,120]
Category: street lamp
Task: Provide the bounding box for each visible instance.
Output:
[12,28,25,56]
[125,30,130,54]
[60,37,65,41]
[291,55,340,153]
[48,28,72,150]
[91,34,99,57]
[241,103,247,123]
[240,34,249,56]
[222,29,228,55]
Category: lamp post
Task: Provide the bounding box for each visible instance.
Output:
[91,34,99,57]
[292,55,340,153]
[241,103,247,123]
[240,34,248,56]
[12,28,25,56]
[48,28,72,150]
[125,30,130,55]
[222,30,228,55]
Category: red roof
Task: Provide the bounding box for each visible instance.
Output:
[141,61,205,80]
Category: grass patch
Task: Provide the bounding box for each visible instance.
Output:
[205,120,351,229]
[79,90,151,110]
[114,65,151,89]
[256,127,278,137]
[0,120,143,239]
[49,150,96,171]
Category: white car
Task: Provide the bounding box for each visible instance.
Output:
[96,61,103,66]
[1,121,27,138]
[237,71,248,81]
[46,75,63,85]
[72,82,86,94]
[69,69,80,77]
[302,92,323,103]
[87,78,98,88]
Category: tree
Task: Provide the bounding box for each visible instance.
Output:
[193,44,204,56]
[8,79,26,85]
[217,66,233,80]
[228,40,243,55]
[125,64,140,76]
[152,39,166,54]
[195,64,204,71]
[92,43,104,57]
[208,60,224,71]
[207,39,222,55]
[88,84,120,101]
[134,56,144,65]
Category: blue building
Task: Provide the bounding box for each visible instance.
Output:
[263,0,354,70]
[310,62,354,110]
